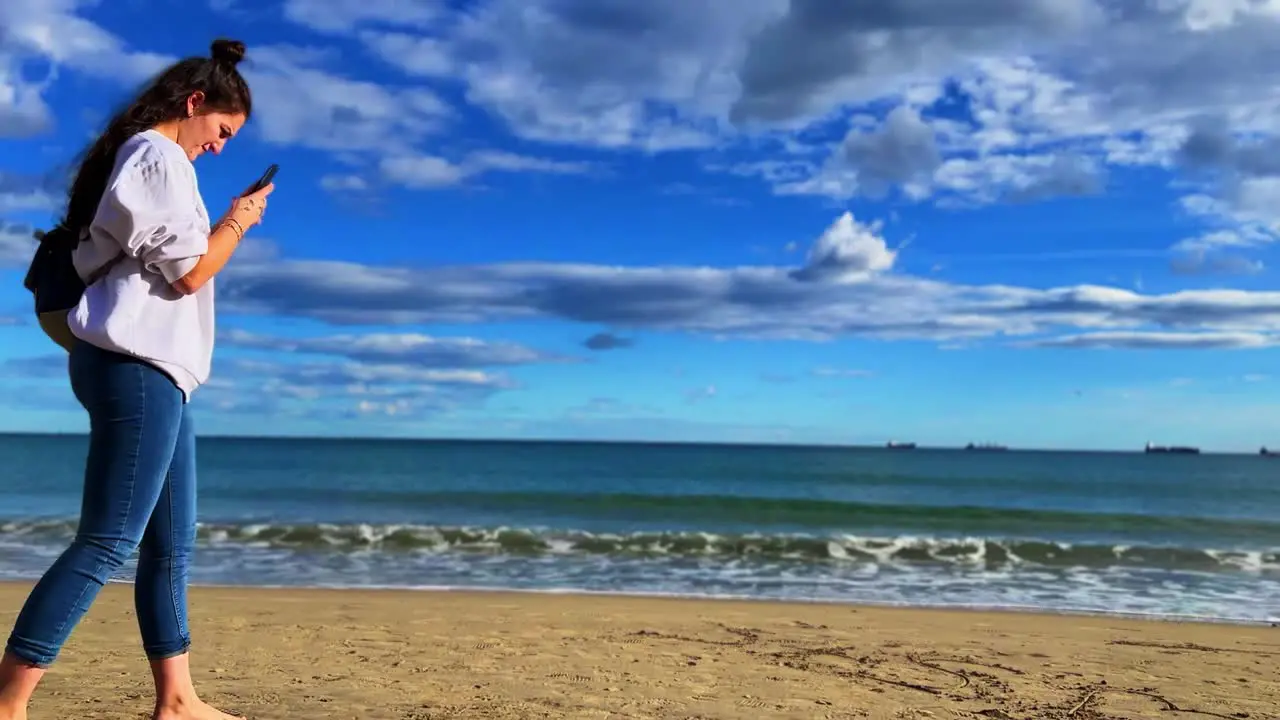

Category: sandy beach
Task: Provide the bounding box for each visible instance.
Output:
[1,583,1275,719]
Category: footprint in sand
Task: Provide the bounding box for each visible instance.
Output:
[546,672,593,683]
[1076,686,1244,720]
[736,696,777,710]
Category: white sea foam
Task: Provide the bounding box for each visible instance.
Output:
[2,519,1278,623]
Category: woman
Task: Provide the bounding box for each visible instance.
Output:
[0,38,272,720]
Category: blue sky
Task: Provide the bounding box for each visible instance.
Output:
[2,0,1280,451]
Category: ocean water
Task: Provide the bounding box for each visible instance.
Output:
[2,434,1278,623]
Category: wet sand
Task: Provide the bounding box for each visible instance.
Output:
[2,582,1276,719]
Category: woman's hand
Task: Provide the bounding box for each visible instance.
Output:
[176,183,275,295]
[222,183,274,232]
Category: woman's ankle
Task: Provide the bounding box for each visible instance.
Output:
[148,652,199,707]
[0,652,43,713]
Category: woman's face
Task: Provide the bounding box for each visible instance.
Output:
[178,92,246,162]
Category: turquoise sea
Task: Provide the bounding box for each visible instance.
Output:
[2,434,1277,623]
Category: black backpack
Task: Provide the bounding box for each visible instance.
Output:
[22,225,120,352]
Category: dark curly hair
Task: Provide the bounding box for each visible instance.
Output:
[61,38,253,231]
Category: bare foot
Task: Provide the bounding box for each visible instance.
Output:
[153,698,245,720]
[0,708,26,720]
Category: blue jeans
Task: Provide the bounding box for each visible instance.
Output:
[5,341,195,667]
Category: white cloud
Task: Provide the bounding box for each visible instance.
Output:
[790,212,897,282]
[1166,0,1280,34]
[955,56,1104,153]
[356,0,784,150]
[220,328,566,367]
[0,171,56,214]
[0,0,168,136]
[243,44,453,155]
[379,154,464,189]
[1169,250,1264,276]
[5,339,516,420]
[776,105,940,199]
[283,0,445,33]
[379,150,596,189]
[188,324,562,418]
[812,367,873,378]
[465,151,593,176]
[230,358,507,388]
[685,385,717,403]
[0,0,171,82]
[203,356,511,419]
[263,0,1280,261]
[0,219,34,266]
[359,30,454,77]
[6,1,1280,314]
[1025,330,1276,350]
[0,58,52,137]
[732,0,1101,125]
[319,174,369,192]
[214,212,1280,350]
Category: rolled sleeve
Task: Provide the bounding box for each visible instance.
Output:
[93,152,208,285]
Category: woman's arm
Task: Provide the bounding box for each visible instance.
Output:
[173,183,272,295]
[91,141,273,295]
[172,221,241,295]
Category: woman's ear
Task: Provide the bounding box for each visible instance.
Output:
[186,91,207,118]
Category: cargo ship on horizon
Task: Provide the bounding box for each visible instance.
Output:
[1144,442,1200,455]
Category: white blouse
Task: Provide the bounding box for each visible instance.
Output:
[69,129,215,401]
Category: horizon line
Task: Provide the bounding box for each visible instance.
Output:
[0,431,1271,457]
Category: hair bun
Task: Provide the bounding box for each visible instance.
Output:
[210,38,246,67]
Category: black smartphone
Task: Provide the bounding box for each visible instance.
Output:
[243,164,278,196]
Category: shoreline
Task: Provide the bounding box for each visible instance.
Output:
[3,578,1275,628]
[1,582,1275,719]
[6,516,1277,625]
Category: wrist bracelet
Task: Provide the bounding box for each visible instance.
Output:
[220,218,245,242]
